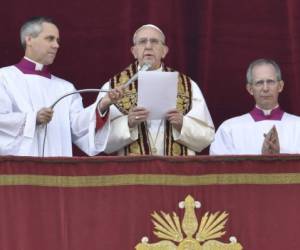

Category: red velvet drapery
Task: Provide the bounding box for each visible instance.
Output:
[1,155,300,249]
[1,1,300,133]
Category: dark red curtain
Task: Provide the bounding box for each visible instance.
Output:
[1,0,300,153]
[1,155,300,249]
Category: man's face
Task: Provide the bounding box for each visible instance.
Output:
[246,64,284,110]
[25,22,60,65]
[131,27,168,69]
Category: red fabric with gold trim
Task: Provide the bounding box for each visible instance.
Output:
[0,155,300,250]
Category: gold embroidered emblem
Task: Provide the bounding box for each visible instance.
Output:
[135,195,243,250]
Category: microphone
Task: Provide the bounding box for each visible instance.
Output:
[123,63,151,88]
[42,63,151,156]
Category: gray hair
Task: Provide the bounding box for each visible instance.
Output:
[246,58,282,83]
[132,24,166,44]
[20,16,56,49]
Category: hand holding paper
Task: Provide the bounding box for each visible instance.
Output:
[165,109,183,132]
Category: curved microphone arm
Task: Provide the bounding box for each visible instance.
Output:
[50,89,109,109]
[42,63,151,156]
[42,88,109,157]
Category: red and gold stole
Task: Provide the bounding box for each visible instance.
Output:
[110,62,192,156]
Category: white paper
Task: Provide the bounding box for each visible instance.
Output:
[138,71,178,119]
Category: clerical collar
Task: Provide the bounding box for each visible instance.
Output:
[15,57,51,79]
[250,106,284,121]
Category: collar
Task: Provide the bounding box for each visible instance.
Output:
[250,106,284,121]
[15,57,51,79]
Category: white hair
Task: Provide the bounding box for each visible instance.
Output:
[20,16,56,49]
[132,24,166,44]
[246,58,282,83]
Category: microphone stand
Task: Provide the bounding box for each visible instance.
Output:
[42,89,109,157]
[41,63,151,157]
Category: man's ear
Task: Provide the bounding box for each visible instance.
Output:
[25,36,32,48]
[246,83,253,95]
[131,46,137,59]
[162,45,169,59]
[278,80,284,93]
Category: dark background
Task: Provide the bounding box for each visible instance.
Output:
[1,0,300,154]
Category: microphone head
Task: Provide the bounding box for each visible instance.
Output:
[140,63,152,71]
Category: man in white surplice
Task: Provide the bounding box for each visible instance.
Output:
[0,16,123,156]
[99,24,215,156]
[210,58,300,155]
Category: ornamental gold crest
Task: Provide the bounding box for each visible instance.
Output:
[135,195,243,250]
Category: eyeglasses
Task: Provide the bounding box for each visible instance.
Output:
[135,38,164,46]
[252,79,278,87]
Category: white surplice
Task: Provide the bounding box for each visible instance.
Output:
[0,65,109,156]
[99,74,215,155]
[209,112,300,155]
